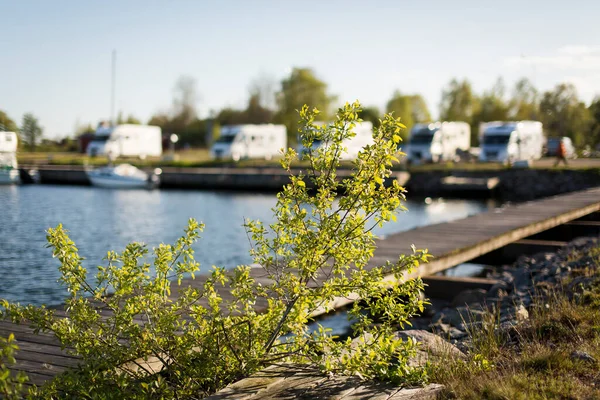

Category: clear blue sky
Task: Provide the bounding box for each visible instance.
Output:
[2,0,599,138]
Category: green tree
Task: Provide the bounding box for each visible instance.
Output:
[116,112,142,125]
[588,97,600,149]
[410,94,432,124]
[243,93,274,124]
[471,78,510,144]
[216,107,245,126]
[216,94,274,127]
[74,123,94,137]
[0,110,19,132]
[20,113,43,151]
[1,102,429,398]
[146,76,201,141]
[386,93,431,139]
[275,67,335,144]
[386,91,414,139]
[178,118,209,147]
[358,106,381,127]
[170,75,199,133]
[509,78,540,120]
[540,83,592,147]
[248,72,277,111]
[148,112,170,129]
[439,78,477,123]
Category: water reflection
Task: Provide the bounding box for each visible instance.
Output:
[0,185,494,305]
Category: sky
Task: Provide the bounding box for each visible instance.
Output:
[1,0,600,139]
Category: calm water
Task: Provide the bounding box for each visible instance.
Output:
[0,185,496,306]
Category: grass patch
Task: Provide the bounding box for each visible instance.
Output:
[429,243,600,399]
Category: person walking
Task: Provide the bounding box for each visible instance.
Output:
[554,138,568,167]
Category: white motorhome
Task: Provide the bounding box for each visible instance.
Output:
[0,132,19,184]
[0,131,18,153]
[297,121,375,160]
[406,122,470,163]
[210,124,287,161]
[479,121,544,163]
[87,123,162,159]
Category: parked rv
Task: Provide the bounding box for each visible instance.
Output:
[478,121,544,163]
[0,131,18,153]
[406,122,470,163]
[210,124,287,161]
[297,121,374,160]
[87,123,162,159]
[0,132,20,184]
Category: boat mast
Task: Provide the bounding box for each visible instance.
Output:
[110,49,116,126]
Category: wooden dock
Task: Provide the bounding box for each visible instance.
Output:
[2,187,600,388]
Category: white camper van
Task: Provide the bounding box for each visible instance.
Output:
[210,124,287,161]
[87,123,162,159]
[0,131,18,153]
[406,122,470,163]
[479,121,544,163]
[297,121,375,160]
[0,132,19,185]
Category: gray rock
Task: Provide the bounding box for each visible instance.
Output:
[451,289,488,307]
[534,267,550,277]
[436,306,487,328]
[499,270,515,285]
[549,265,563,276]
[429,322,467,340]
[396,329,466,366]
[512,268,533,290]
[570,350,596,363]
[488,281,509,298]
[445,327,467,340]
[429,321,451,332]
[567,276,595,291]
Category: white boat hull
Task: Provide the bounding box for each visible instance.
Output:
[0,169,20,185]
[88,175,151,189]
[85,163,158,189]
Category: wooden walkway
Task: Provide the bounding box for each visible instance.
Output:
[2,187,600,387]
[205,364,443,400]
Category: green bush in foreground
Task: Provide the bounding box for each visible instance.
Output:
[0,334,28,399]
[1,102,429,399]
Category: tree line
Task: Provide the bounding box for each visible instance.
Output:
[143,71,600,149]
[2,69,600,150]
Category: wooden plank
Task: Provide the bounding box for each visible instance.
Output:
[513,239,568,247]
[9,358,67,376]
[565,220,600,226]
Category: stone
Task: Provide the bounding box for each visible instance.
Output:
[396,329,466,367]
[568,276,595,291]
[387,384,445,399]
[487,281,509,298]
[499,271,515,286]
[570,350,596,363]
[430,322,467,340]
[435,307,486,328]
[429,322,452,333]
[511,268,532,290]
[515,304,529,321]
[451,289,488,307]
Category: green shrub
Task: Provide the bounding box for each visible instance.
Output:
[0,334,28,399]
[1,102,429,398]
